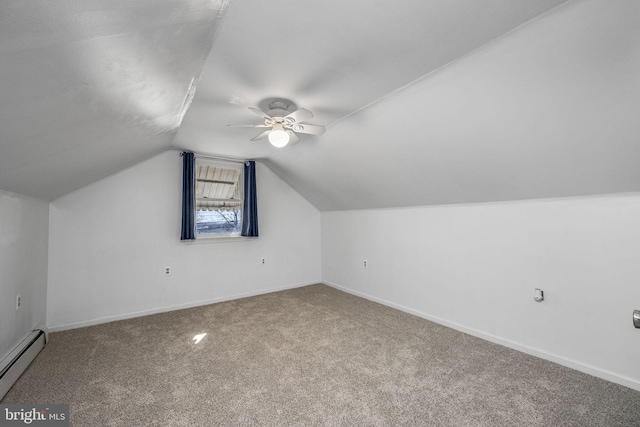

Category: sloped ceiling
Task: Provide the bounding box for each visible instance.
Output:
[0,0,229,199]
[174,0,569,159]
[1,0,639,210]
[262,0,640,210]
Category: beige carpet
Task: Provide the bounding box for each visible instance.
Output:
[3,284,640,426]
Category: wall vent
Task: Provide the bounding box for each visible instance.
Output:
[0,330,46,400]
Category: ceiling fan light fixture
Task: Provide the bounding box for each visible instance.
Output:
[232,102,325,146]
[268,123,290,147]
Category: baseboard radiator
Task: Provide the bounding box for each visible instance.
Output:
[0,330,47,400]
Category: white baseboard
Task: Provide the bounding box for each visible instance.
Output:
[48,281,319,332]
[322,280,640,392]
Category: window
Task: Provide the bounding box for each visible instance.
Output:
[195,160,243,237]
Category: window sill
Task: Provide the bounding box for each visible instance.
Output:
[182,235,257,244]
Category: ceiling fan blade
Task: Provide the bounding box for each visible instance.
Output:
[287,130,300,144]
[227,124,270,128]
[248,107,272,120]
[284,108,314,124]
[289,123,325,135]
[250,129,271,141]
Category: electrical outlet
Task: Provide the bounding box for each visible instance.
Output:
[16,294,21,311]
[164,266,171,276]
[363,260,368,268]
[261,258,266,265]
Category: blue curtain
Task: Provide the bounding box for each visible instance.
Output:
[241,161,259,237]
[180,152,196,240]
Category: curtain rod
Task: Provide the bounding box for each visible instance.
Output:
[179,151,250,165]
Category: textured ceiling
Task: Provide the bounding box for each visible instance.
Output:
[1,0,639,210]
[0,0,229,199]
[174,0,569,159]
[263,0,640,210]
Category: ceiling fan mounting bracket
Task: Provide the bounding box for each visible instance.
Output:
[268,100,290,111]
[258,97,297,117]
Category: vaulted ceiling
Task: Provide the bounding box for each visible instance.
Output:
[1,0,639,210]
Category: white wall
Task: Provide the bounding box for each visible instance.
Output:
[47,150,321,330]
[0,190,48,360]
[322,194,640,391]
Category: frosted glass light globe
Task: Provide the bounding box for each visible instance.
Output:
[268,127,290,147]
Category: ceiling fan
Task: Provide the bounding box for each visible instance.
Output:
[229,99,325,147]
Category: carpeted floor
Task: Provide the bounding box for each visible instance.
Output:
[3,284,640,426]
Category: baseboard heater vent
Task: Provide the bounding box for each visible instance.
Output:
[0,330,46,400]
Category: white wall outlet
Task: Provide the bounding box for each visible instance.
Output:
[534,288,544,302]
[363,260,368,268]
[261,258,266,265]
[164,266,171,276]
[16,294,21,311]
